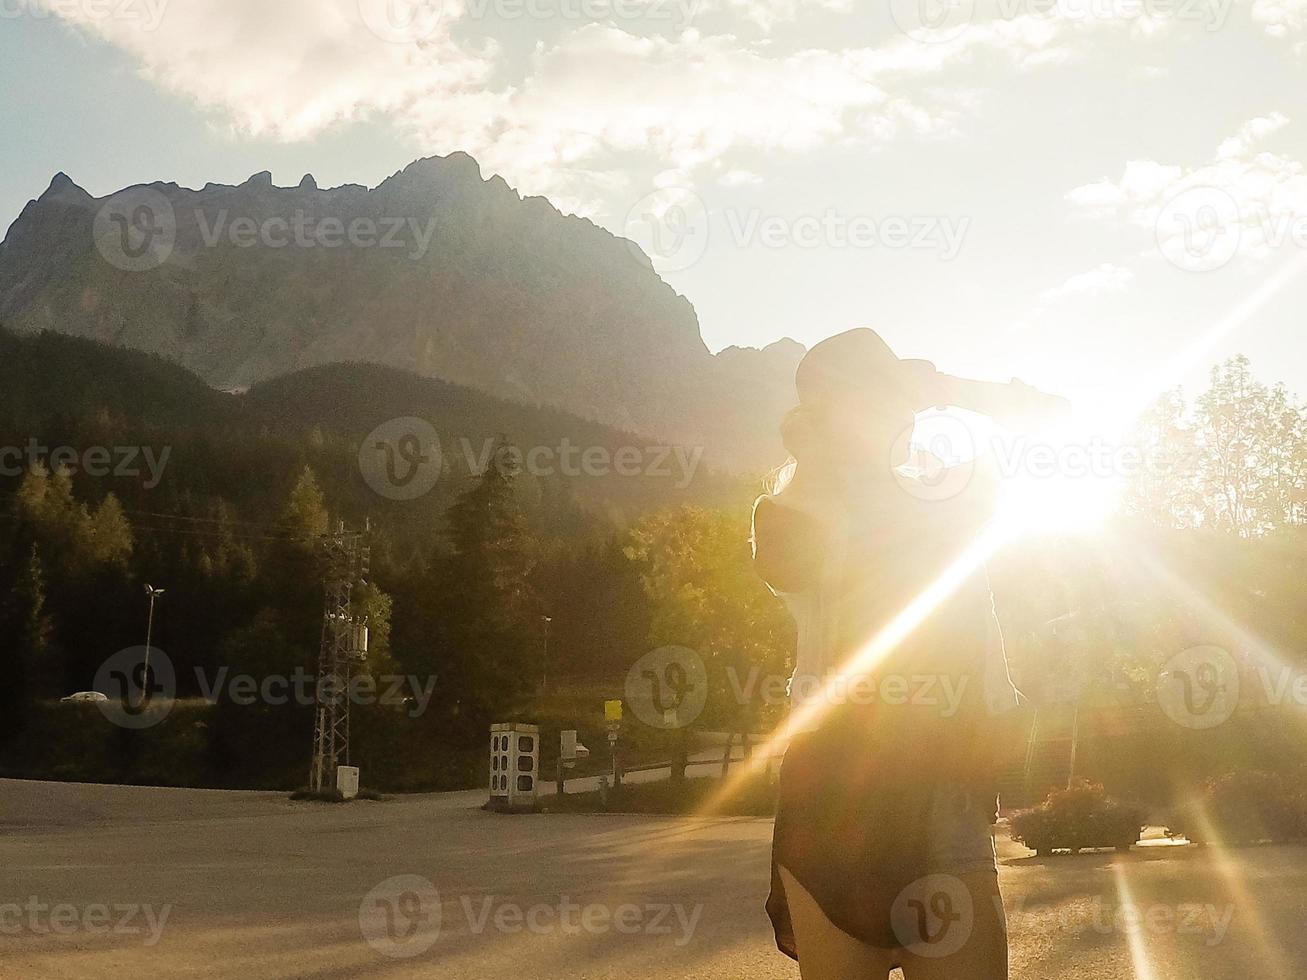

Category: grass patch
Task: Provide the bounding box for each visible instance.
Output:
[288,787,386,803]
[543,772,777,817]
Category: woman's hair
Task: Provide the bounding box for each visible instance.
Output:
[765,403,828,496]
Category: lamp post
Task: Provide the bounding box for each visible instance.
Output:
[142,584,165,697]
[540,615,553,694]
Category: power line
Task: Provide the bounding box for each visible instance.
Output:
[0,487,302,531]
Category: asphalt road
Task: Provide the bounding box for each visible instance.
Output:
[2,778,1305,979]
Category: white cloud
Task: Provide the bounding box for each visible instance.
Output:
[1066,113,1307,268]
[40,0,1180,208]
[1216,111,1290,159]
[693,0,853,33]
[1040,263,1135,301]
[1066,160,1184,218]
[39,0,495,141]
[719,168,762,186]
[1252,0,1307,37]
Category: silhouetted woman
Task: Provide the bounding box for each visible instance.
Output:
[752,328,1067,979]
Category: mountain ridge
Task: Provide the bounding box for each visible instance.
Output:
[0,154,803,471]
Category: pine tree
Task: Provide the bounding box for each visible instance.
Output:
[430,442,538,731]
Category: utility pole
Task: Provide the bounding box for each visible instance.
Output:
[142,584,165,695]
[308,523,370,794]
[540,615,552,694]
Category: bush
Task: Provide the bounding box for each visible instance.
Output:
[1168,771,1306,845]
[1010,781,1145,856]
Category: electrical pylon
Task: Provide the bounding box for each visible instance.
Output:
[308,522,370,793]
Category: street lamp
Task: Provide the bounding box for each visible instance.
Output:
[540,616,553,694]
[143,584,165,697]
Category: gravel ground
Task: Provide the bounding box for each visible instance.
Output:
[2,777,1305,979]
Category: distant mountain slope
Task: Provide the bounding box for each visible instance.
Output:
[0,156,802,470]
[0,328,745,540]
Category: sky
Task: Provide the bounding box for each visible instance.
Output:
[3,0,1307,420]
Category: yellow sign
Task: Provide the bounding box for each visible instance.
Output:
[604,700,623,723]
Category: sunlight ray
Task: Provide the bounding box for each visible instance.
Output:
[696,521,1014,815]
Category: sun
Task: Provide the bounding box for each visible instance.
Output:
[990,417,1127,536]
[997,466,1122,535]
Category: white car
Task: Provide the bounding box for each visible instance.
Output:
[60,692,109,704]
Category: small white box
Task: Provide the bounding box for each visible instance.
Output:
[336,766,360,800]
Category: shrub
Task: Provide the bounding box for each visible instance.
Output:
[1168,771,1305,845]
[1010,781,1145,856]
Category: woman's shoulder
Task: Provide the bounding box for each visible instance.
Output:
[751,493,829,594]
